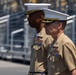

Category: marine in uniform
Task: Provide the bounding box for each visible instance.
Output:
[42,8,76,75]
[24,3,53,75]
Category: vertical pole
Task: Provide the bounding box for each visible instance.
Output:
[11,33,13,58]
[7,16,9,44]
[59,0,61,11]
[54,0,56,9]
[72,16,75,44]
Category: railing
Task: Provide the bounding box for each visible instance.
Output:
[0,10,36,61]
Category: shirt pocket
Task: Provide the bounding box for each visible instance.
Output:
[50,55,61,62]
[49,55,67,74]
[32,44,42,50]
[32,38,43,50]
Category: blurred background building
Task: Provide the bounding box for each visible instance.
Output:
[0,0,76,15]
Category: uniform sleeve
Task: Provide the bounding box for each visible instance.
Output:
[62,43,76,71]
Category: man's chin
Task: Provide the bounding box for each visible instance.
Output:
[29,25,35,28]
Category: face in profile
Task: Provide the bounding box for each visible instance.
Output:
[44,21,60,37]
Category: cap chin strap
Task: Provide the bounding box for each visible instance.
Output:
[42,18,59,23]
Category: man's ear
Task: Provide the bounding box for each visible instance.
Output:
[41,15,44,19]
[58,23,63,29]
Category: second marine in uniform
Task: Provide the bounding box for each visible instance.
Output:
[24,3,53,75]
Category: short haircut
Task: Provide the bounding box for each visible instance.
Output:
[58,20,67,30]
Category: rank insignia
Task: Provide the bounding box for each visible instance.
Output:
[35,36,43,46]
[50,46,59,56]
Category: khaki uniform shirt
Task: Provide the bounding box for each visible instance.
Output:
[48,33,76,75]
[29,27,53,73]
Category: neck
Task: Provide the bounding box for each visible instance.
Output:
[53,31,63,41]
[36,23,44,33]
